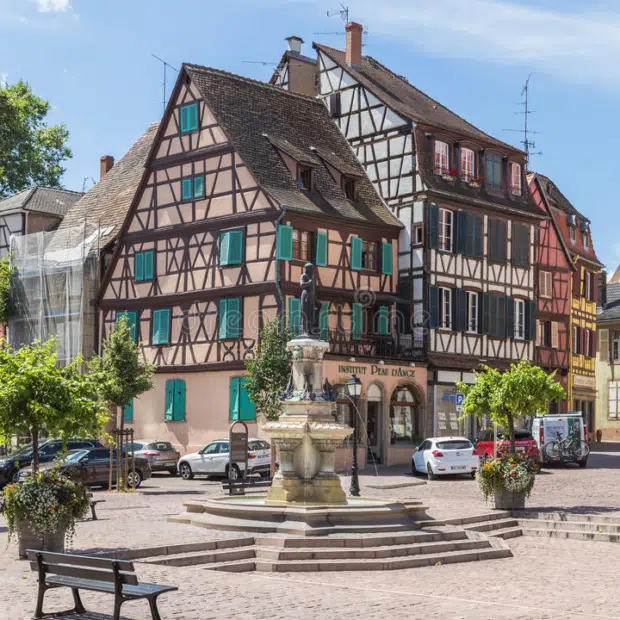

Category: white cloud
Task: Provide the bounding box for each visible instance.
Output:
[36,0,71,11]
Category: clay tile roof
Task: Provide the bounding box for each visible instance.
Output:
[52,122,159,248]
[183,63,401,228]
[0,187,82,217]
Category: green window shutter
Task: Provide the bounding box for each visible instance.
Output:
[455,211,468,255]
[181,178,193,201]
[526,300,537,341]
[428,203,439,249]
[173,379,186,421]
[194,175,205,199]
[498,221,507,263]
[165,380,175,421]
[277,225,293,260]
[229,378,240,421]
[378,305,389,335]
[219,232,231,267]
[479,292,489,335]
[456,289,467,331]
[220,298,241,339]
[218,299,229,339]
[473,214,484,258]
[351,237,362,271]
[288,297,301,335]
[123,399,133,422]
[315,232,328,267]
[134,253,144,282]
[351,302,363,340]
[152,309,171,345]
[428,285,440,329]
[319,302,329,340]
[381,242,393,275]
[506,297,515,339]
[229,230,243,265]
[180,105,188,132]
[144,251,154,281]
[239,379,256,421]
[180,102,198,132]
[116,311,137,342]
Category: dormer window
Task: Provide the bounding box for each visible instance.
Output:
[342,177,356,200]
[486,154,502,190]
[434,141,449,174]
[298,166,312,190]
[569,224,576,244]
[460,148,475,182]
[510,162,522,196]
[583,231,589,250]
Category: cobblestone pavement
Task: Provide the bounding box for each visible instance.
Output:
[1,444,619,620]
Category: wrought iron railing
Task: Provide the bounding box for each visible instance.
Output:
[327,330,423,360]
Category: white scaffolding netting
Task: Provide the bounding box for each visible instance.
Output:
[9,222,103,365]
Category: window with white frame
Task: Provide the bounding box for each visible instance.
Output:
[609,381,620,419]
[510,162,522,195]
[613,331,620,361]
[573,325,579,353]
[585,271,592,300]
[461,148,475,182]
[540,270,552,298]
[440,287,452,329]
[466,291,478,333]
[514,299,526,339]
[569,226,576,244]
[439,208,453,252]
[583,231,589,250]
[434,141,449,174]
[584,328,591,357]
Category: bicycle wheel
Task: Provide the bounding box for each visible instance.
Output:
[571,441,590,459]
[544,441,561,459]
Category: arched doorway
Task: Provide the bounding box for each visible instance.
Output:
[366,383,383,464]
[389,385,420,445]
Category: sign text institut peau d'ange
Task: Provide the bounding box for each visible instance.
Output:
[337,364,416,378]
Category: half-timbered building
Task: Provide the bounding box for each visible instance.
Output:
[96,64,425,465]
[272,23,546,438]
[528,173,602,437]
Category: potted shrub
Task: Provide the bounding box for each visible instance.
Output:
[1,469,90,558]
[0,339,108,557]
[457,361,564,510]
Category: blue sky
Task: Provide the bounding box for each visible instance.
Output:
[1,0,618,269]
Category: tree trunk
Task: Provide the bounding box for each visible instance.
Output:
[31,426,39,475]
[507,412,516,456]
[118,410,125,490]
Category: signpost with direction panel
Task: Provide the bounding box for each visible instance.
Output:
[228,421,249,494]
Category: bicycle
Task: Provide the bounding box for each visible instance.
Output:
[543,428,590,460]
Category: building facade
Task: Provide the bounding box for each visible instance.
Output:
[95,64,426,466]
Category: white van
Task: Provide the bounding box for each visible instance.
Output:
[531,413,589,467]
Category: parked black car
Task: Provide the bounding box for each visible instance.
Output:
[0,439,103,487]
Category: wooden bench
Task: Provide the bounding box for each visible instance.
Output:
[222,477,272,496]
[86,492,106,520]
[27,549,177,620]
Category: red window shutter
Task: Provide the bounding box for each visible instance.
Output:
[581,328,587,356]
[573,268,581,297]
[590,330,597,358]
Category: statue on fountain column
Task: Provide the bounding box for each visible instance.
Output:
[300,262,321,338]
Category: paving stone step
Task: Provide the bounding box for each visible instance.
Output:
[255,538,491,561]
[521,527,620,543]
[464,518,520,533]
[202,559,257,572]
[144,547,255,567]
[518,518,620,534]
[419,511,512,528]
[513,511,620,524]
[487,526,523,540]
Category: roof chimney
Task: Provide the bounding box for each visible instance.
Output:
[100,155,114,180]
[285,36,304,54]
[345,22,363,68]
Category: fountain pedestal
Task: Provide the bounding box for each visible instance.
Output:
[263,337,352,505]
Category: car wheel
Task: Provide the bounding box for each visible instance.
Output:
[227,464,241,480]
[578,460,588,468]
[471,471,476,479]
[127,470,142,489]
[427,463,436,481]
[11,470,20,483]
[168,469,178,476]
[179,463,194,480]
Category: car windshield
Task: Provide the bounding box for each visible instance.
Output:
[63,450,89,463]
[148,442,174,451]
[11,443,37,457]
[436,440,472,450]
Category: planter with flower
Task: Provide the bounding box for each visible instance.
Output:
[466,177,484,189]
[457,361,564,510]
[0,339,108,558]
[440,168,458,182]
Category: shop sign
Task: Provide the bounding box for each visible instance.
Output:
[337,364,416,378]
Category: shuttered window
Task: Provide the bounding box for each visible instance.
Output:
[135,251,154,282]
[277,225,293,260]
[455,288,467,332]
[486,154,502,190]
[181,178,193,201]
[152,309,171,345]
[315,232,328,267]
[181,175,204,201]
[455,212,483,258]
[428,203,439,250]
[288,297,301,335]
[194,175,205,199]
[351,302,363,340]
[489,219,507,263]
[220,230,244,266]
[123,399,134,422]
[116,311,137,342]
[319,302,329,341]
[381,242,393,275]
[229,377,256,421]
[377,306,390,335]
[526,300,537,341]
[219,298,241,339]
[180,102,199,133]
[488,294,506,338]
[512,223,530,267]
[350,237,362,271]
[165,379,186,421]
[429,285,440,329]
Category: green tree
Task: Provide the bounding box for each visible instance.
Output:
[0,254,13,325]
[244,319,292,423]
[457,361,565,455]
[0,80,72,197]
[0,339,108,474]
[89,315,155,488]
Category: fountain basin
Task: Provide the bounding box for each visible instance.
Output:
[169,495,430,536]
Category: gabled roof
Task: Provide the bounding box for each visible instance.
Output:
[184,63,401,228]
[529,172,602,267]
[314,43,522,154]
[0,187,82,218]
[598,283,620,323]
[52,123,159,249]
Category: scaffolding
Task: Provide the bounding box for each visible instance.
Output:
[9,221,103,366]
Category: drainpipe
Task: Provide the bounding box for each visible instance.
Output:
[275,206,288,328]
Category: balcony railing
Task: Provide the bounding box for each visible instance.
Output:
[327,330,423,360]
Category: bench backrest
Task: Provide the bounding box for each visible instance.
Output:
[26,550,138,586]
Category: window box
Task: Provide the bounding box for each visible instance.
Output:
[441,169,458,182]
[466,177,484,189]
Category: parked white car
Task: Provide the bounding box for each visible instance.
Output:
[178,438,271,480]
[412,437,478,480]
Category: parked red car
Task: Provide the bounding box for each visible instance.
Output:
[475,429,541,462]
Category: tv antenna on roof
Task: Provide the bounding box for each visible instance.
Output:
[503,74,542,171]
[327,3,349,22]
[152,54,178,114]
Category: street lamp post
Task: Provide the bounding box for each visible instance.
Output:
[347,374,362,497]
